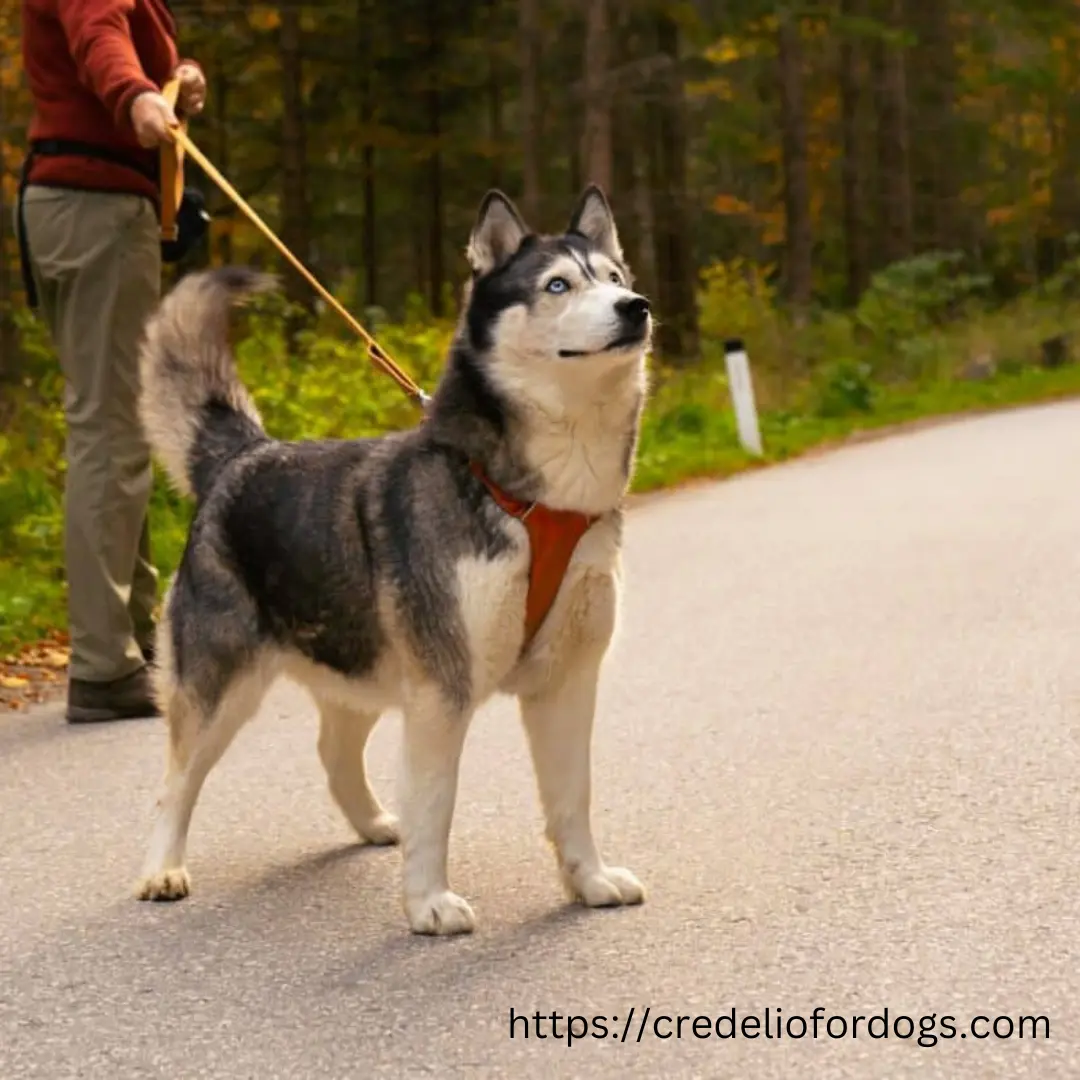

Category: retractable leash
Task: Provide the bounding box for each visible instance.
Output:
[158,79,430,408]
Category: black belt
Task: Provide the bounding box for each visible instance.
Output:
[26,138,159,182]
[16,139,159,310]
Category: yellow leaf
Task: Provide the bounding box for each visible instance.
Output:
[712,193,754,216]
[247,6,281,31]
[760,208,786,247]
[687,77,735,101]
[0,676,29,690]
[705,38,744,65]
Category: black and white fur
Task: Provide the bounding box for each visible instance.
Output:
[135,186,652,935]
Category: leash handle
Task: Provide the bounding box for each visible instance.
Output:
[157,83,426,406]
[159,78,185,243]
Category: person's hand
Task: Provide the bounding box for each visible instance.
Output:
[175,63,207,116]
[130,90,178,148]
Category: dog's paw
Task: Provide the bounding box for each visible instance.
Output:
[406,890,476,936]
[570,865,646,908]
[134,868,191,902]
[359,811,400,847]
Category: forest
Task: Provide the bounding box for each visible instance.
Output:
[4,0,1080,654]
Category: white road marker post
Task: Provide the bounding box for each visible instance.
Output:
[723,338,764,457]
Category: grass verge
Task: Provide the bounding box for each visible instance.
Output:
[4,357,1079,656]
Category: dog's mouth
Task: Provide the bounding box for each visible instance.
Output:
[557,332,647,359]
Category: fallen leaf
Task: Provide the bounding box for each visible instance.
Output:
[0,675,29,690]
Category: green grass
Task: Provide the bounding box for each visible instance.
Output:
[0,560,66,654]
[633,359,1080,493]
[4,355,1079,655]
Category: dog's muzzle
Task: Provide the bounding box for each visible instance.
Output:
[616,294,650,332]
[557,294,651,358]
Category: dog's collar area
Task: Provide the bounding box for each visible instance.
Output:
[469,460,597,650]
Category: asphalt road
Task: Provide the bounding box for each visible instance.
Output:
[3,402,1079,1079]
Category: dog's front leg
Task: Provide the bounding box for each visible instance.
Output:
[519,661,645,910]
[399,686,475,935]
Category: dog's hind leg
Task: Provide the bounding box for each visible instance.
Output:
[135,667,268,902]
[398,686,475,936]
[316,703,399,846]
[519,658,645,911]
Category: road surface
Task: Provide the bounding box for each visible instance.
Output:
[3,402,1079,1079]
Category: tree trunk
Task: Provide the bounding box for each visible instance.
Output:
[412,174,426,297]
[487,0,504,190]
[358,0,377,307]
[200,0,232,267]
[906,0,960,252]
[609,8,643,273]
[871,0,913,267]
[612,101,643,277]
[425,0,444,316]
[777,11,812,312]
[279,4,312,317]
[212,57,233,266]
[0,63,14,377]
[647,10,698,361]
[519,0,542,222]
[581,0,613,194]
[839,0,870,302]
[1048,72,1080,279]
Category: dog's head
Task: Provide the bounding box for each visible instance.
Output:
[460,186,651,400]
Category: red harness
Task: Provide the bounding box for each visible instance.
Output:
[470,461,598,649]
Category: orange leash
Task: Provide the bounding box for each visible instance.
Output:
[158,80,427,406]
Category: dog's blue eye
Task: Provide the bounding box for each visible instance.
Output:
[546,277,570,294]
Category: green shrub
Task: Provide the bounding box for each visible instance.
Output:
[814,358,875,418]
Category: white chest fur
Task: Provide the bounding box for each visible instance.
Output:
[454,535,532,700]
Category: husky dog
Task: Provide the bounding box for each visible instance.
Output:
[134,186,652,935]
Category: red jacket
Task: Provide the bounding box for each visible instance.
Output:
[22,0,196,203]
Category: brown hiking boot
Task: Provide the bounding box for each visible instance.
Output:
[66,666,160,724]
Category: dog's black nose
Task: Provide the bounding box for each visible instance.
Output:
[616,295,650,325]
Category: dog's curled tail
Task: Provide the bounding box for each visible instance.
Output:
[140,266,274,502]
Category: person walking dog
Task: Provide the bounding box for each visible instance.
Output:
[16,0,206,722]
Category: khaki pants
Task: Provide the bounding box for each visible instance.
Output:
[19,186,161,683]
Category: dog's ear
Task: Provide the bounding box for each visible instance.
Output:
[466,191,530,275]
[568,185,624,265]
